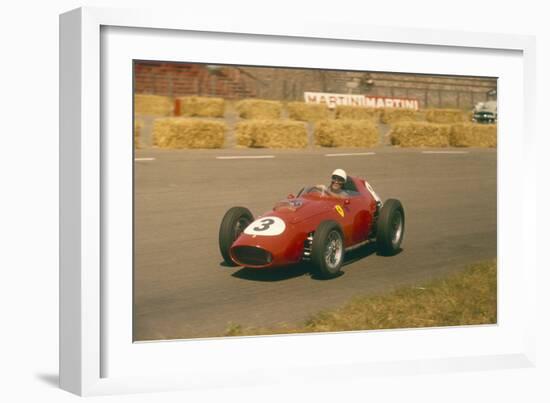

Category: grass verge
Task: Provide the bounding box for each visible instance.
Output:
[224,259,496,337]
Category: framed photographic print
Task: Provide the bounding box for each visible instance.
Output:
[60,6,537,396]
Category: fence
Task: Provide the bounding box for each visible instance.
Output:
[134,62,497,110]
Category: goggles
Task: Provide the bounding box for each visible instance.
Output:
[331,175,345,184]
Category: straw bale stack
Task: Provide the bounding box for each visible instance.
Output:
[134,119,144,149]
[153,118,226,149]
[176,96,225,117]
[236,120,307,148]
[134,119,142,149]
[450,123,497,147]
[390,122,451,147]
[134,94,174,116]
[380,108,417,124]
[425,109,466,124]
[314,120,379,147]
[235,99,282,119]
[287,102,329,121]
[335,106,379,121]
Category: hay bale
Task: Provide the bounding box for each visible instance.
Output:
[235,99,282,119]
[134,119,143,149]
[380,108,417,124]
[390,122,451,147]
[134,94,174,116]
[314,120,379,147]
[415,110,428,121]
[335,106,379,121]
[153,118,226,149]
[236,120,307,148]
[425,108,466,124]
[287,102,329,121]
[450,123,497,147]
[176,96,225,117]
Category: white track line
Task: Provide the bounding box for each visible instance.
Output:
[216,155,275,160]
[325,152,376,157]
[421,151,469,154]
[134,157,156,161]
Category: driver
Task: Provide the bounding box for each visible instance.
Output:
[328,169,348,197]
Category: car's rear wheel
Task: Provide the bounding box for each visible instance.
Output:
[311,220,345,279]
[376,199,405,256]
[219,207,253,266]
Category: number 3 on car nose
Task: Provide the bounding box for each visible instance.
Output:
[253,218,275,231]
[244,216,286,236]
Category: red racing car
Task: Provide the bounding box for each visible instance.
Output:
[218,175,404,279]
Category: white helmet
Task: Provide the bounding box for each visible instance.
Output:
[331,168,347,182]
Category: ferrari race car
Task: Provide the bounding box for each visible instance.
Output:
[218,176,404,279]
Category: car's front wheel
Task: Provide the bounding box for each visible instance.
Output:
[376,199,405,256]
[218,207,254,266]
[310,220,345,279]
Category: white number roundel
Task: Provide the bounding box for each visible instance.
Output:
[244,216,286,236]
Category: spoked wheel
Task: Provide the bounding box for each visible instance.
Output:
[376,199,405,256]
[218,207,253,266]
[324,230,344,270]
[311,220,345,279]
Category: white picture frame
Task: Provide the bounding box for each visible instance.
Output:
[60,6,537,396]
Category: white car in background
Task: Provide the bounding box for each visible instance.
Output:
[472,100,497,124]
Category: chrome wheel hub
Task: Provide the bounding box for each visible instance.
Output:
[324,231,343,270]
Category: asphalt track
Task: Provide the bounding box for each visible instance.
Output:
[134,147,497,341]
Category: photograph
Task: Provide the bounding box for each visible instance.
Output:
[133,62,497,341]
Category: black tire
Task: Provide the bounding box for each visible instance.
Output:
[219,207,254,266]
[310,220,345,279]
[376,199,405,256]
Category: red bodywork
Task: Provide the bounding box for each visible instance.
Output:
[229,176,378,268]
